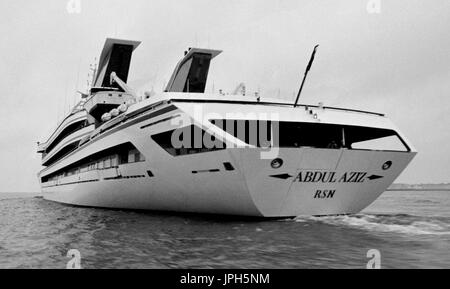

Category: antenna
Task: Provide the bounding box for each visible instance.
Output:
[75,57,81,92]
[56,90,60,123]
[84,58,98,94]
[89,58,97,88]
[294,45,319,108]
[63,78,69,116]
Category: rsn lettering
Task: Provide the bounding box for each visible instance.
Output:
[294,171,367,183]
[314,190,336,199]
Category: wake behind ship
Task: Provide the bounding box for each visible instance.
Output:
[37,38,417,217]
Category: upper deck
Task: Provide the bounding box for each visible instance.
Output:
[37,107,87,153]
[38,38,415,172]
[165,93,385,117]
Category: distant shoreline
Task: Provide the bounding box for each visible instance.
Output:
[0,192,42,200]
[388,183,450,191]
[387,188,450,192]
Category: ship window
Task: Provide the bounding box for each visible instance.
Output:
[168,53,213,93]
[88,163,96,171]
[128,150,135,163]
[118,146,129,164]
[151,125,226,156]
[128,149,142,163]
[42,140,80,167]
[210,119,272,148]
[170,59,193,92]
[274,122,343,148]
[119,154,128,164]
[41,142,144,184]
[45,120,87,154]
[346,127,409,151]
[103,158,111,169]
[125,149,146,163]
[209,120,410,152]
[135,152,145,162]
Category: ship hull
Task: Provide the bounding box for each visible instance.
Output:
[41,147,415,217]
[39,98,416,217]
[37,40,417,218]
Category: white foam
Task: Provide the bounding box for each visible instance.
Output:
[294,215,450,236]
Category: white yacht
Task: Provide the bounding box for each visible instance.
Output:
[37,38,417,217]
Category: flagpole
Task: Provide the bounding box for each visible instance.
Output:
[294,45,319,108]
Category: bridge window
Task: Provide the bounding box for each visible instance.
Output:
[210,119,272,148]
[209,119,410,152]
[274,122,343,149]
[346,127,409,151]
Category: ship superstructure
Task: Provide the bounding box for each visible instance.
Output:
[37,38,416,217]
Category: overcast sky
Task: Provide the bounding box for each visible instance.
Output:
[0,0,449,192]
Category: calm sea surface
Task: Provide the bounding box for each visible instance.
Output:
[0,191,449,269]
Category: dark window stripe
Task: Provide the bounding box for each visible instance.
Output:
[192,169,220,174]
[223,162,235,171]
[170,99,385,117]
[41,105,178,172]
[140,114,181,130]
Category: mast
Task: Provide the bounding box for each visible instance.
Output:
[294,45,319,108]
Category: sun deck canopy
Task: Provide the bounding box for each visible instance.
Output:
[165,48,222,93]
[93,38,141,89]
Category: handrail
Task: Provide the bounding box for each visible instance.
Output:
[169,98,385,117]
[38,112,87,151]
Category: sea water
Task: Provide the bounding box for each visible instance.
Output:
[0,191,448,268]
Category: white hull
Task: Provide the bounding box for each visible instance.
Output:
[40,97,416,217]
[42,148,414,217]
[38,39,417,218]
